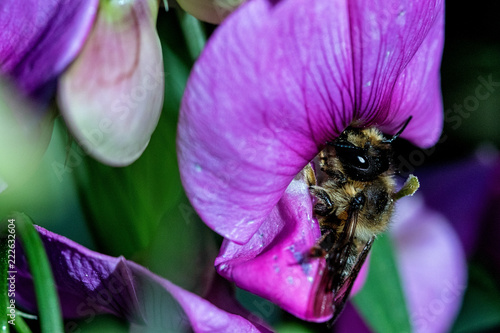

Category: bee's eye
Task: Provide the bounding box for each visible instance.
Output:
[343,151,370,171]
[333,142,388,181]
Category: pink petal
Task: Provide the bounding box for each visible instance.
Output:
[391,196,467,333]
[59,0,164,166]
[177,0,444,243]
[215,175,327,321]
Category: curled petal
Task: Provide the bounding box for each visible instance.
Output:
[15,226,271,332]
[178,0,444,243]
[0,0,98,102]
[59,0,164,166]
[216,176,327,321]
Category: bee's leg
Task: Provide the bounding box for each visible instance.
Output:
[309,227,335,258]
[309,186,334,216]
[302,162,317,186]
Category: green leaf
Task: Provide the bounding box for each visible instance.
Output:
[176,9,206,61]
[10,315,31,333]
[352,234,412,333]
[1,213,63,333]
[275,322,316,333]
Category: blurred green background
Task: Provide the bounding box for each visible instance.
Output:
[1,1,500,332]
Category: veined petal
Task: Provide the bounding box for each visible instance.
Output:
[176,0,245,24]
[347,0,444,145]
[178,0,444,243]
[59,0,164,166]
[0,0,98,102]
[14,226,271,332]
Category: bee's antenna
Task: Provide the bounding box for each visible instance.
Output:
[383,116,412,144]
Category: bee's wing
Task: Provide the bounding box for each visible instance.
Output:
[309,208,374,324]
[330,236,374,323]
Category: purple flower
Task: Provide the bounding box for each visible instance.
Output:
[0,0,164,166]
[178,0,444,322]
[15,225,272,332]
[0,0,98,103]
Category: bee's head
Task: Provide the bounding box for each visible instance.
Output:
[329,117,412,182]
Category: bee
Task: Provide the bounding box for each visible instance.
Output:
[303,117,419,323]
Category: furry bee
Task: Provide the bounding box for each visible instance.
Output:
[303,117,418,323]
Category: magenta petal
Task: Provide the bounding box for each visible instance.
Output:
[215,176,327,321]
[178,0,444,243]
[391,196,467,333]
[15,226,271,332]
[0,0,98,101]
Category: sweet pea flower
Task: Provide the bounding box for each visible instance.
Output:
[178,0,444,322]
[14,225,272,332]
[0,0,163,166]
